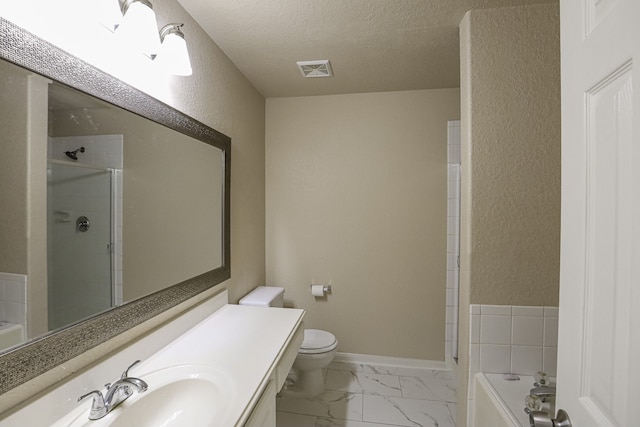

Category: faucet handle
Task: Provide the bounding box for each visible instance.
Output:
[121,359,141,379]
[77,390,108,420]
[534,371,548,387]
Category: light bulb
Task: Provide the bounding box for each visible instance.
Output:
[157,24,192,76]
[117,0,161,57]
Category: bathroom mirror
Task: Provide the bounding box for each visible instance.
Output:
[0,18,230,395]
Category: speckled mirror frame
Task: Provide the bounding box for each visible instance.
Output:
[0,18,231,396]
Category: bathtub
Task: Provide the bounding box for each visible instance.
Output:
[0,321,24,351]
[473,373,546,427]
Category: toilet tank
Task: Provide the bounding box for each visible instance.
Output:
[238,286,285,308]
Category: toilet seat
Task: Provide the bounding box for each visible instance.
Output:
[298,329,337,354]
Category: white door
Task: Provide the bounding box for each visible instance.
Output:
[558,0,640,426]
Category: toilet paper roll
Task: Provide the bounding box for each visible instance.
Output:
[311,284,325,297]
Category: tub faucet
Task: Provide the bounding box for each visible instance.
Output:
[77,360,148,420]
[530,385,556,398]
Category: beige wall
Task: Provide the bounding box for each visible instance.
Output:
[457,4,560,425]
[266,89,460,360]
[0,62,49,337]
[0,61,30,275]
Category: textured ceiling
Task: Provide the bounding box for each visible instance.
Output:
[177,0,556,98]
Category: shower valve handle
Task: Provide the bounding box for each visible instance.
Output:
[76,216,90,232]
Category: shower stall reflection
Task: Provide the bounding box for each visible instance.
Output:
[47,161,115,330]
[46,133,123,332]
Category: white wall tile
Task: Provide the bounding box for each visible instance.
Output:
[471,314,481,343]
[511,346,543,375]
[512,316,544,346]
[543,316,559,347]
[470,304,480,315]
[512,306,543,317]
[543,347,558,377]
[480,315,512,345]
[5,301,24,324]
[480,344,511,373]
[544,307,559,317]
[480,305,511,316]
[5,281,25,304]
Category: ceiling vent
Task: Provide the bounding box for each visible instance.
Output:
[297,60,333,78]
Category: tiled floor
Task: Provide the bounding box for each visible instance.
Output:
[276,362,457,427]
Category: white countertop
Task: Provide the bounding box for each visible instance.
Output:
[137,304,305,426]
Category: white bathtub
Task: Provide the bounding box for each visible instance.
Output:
[0,321,24,351]
[473,373,538,427]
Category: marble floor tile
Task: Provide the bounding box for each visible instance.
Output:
[328,361,364,372]
[276,411,317,427]
[326,370,403,397]
[364,365,453,381]
[447,402,457,424]
[399,374,456,402]
[362,395,456,427]
[277,390,364,421]
[362,364,402,376]
[317,418,405,427]
[276,367,457,427]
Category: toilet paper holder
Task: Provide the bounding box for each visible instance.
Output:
[310,284,332,296]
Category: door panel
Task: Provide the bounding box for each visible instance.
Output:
[559,0,640,425]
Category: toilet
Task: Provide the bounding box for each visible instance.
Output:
[239,286,337,397]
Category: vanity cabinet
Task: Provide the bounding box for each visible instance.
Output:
[275,323,303,390]
[244,380,276,427]
[244,321,303,427]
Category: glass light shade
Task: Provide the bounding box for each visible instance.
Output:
[157,27,193,76]
[99,0,123,32]
[117,0,161,57]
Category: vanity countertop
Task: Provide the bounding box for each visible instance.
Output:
[0,292,304,427]
[136,304,305,425]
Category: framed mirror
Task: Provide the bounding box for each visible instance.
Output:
[0,18,230,396]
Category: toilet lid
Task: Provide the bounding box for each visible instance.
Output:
[299,329,337,354]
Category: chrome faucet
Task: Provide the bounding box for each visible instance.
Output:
[77,360,148,420]
[529,385,556,399]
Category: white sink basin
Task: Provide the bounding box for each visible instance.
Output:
[54,364,234,427]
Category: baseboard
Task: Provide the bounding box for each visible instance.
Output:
[334,352,448,370]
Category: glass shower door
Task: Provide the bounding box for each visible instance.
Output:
[47,162,113,330]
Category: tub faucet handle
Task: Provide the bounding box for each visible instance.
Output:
[534,371,548,387]
[530,386,556,398]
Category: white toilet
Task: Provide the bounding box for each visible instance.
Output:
[239,286,337,397]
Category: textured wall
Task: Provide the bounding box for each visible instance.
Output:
[266,89,460,360]
[0,61,29,275]
[457,4,560,425]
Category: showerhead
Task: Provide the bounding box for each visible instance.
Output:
[65,147,85,161]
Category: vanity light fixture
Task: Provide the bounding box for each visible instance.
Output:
[155,24,193,76]
[116,0,161,57]
[99,0,123,32]
[99,0,193,76]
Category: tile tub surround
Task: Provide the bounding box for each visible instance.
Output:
[466,304,558,426]
[0,273,27,331]
[446,119,461,364]
[277,362,457,427]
